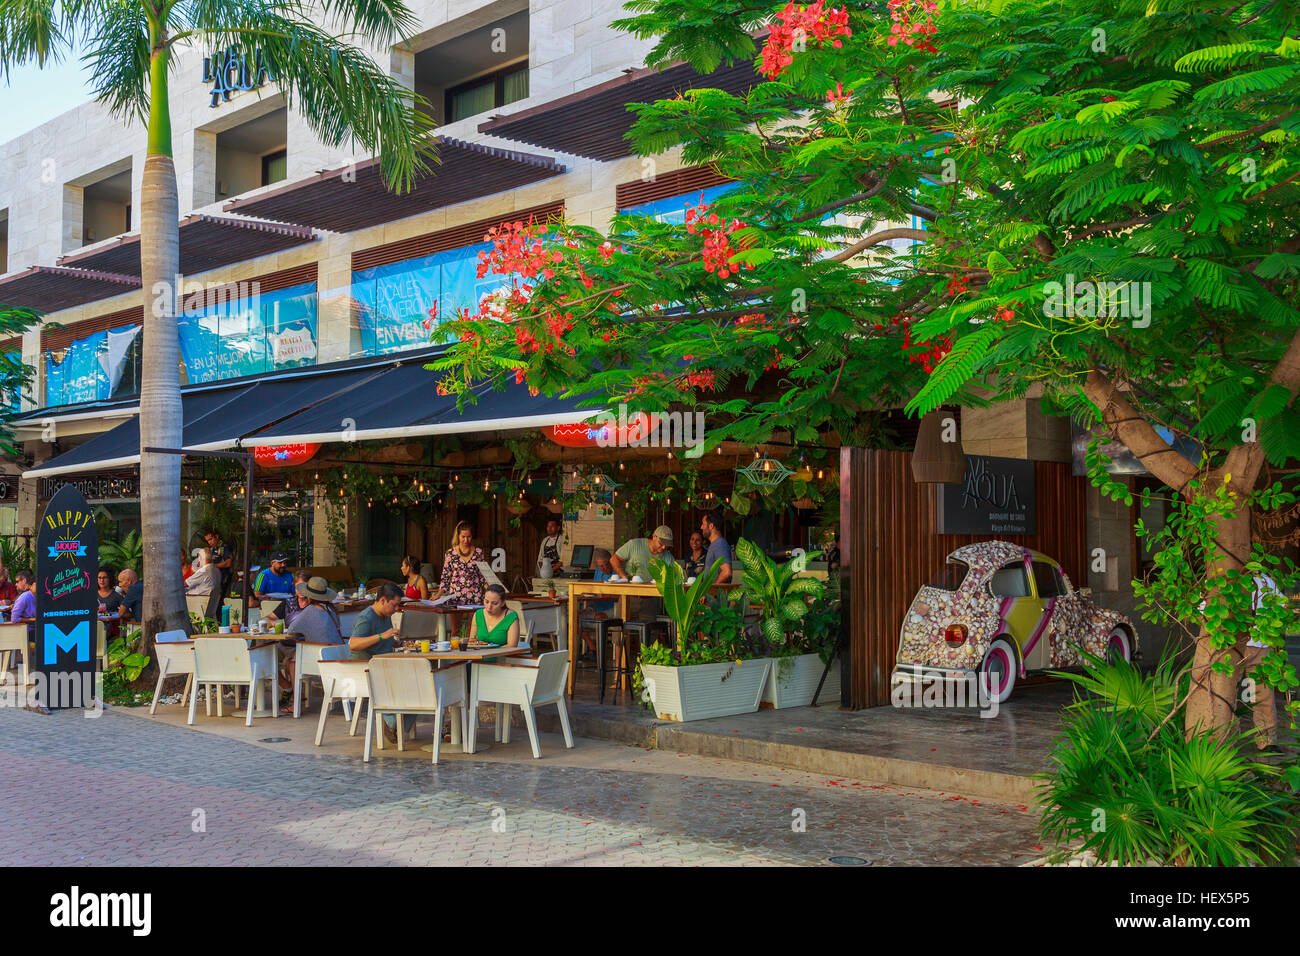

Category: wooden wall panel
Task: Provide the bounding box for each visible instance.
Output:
[840,448,1088,708]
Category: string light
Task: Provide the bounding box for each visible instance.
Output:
[618,462,624,471]
[816,468,825,480]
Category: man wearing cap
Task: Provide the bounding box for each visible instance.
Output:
[611,526,675,582]
[254,553,295,601]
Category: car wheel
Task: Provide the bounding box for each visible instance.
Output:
[980,638,1017,704]
[1106,627,1131,664]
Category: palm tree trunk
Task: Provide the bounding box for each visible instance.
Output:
[138,41,189,647]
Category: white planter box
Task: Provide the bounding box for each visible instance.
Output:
[639,659,772,722]
[762,653,839,709]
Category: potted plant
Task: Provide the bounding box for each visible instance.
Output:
[635,557,772,722]
[729,539,834,709]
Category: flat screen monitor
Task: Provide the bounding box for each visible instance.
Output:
[568,544,594,570]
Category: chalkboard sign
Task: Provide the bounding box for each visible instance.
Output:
[34,484,99,710]
[936,455,1037,536]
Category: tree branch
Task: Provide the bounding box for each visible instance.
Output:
[1083,369,1200,495]
[1196,107,1299,149]
[830,227,929,262]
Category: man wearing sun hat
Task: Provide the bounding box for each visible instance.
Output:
[610,525,675,582]
[272,575,347,711]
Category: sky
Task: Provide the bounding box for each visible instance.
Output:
[0,48,97,139]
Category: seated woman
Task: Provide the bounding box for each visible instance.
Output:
[401,554,429,600]
[184,549,221,596]
[467,584,521,660]
[277,575,346,712]
[96,569,122,612]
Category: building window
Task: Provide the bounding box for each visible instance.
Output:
[412,11,529,127]
[214,108,287,198]
[446,64,529,123]
[66,160,133,250]
[261,149,287,187]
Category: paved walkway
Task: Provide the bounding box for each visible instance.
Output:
[0,705,1043,866]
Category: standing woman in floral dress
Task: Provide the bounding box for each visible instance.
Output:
[431,521,488,605]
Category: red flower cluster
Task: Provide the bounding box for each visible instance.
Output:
[760,2,852,79]
[886,0,938,53]
[997,303,1019,323]
[686,204,751,279]
[476,218,563,281]
[676,368,717,392]
[901,325,951,373]
[945,274,970,297]
[826,82,852,105]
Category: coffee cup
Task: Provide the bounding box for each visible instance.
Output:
[419,640,430,653]
[435,641,451,651]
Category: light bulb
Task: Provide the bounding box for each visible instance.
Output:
[817,468,825,480]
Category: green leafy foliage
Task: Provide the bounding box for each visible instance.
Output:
[1038,653,1298,866]
[729,538,826,652]
[100,530,144,575]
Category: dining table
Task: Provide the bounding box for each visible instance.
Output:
[376,643,529,752]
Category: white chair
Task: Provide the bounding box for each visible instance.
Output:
[315,645,370,746]
[0,622,29,687]
[468,650,573,759]
[185,594,212,621]
[292,641,335,718]
[364,657,468,765]
[258,600,283,621]
[188,637,277,727]
[97,621,110,672]
[149,629,195,715]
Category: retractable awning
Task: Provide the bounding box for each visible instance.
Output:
[22,359,386,478]
[24,345,599,478]
[56,214,318,278]
[476,59,760,161]
[222,139,566,233]
[240,360,594,446]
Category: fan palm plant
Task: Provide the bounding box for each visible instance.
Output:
[0,0,433,644]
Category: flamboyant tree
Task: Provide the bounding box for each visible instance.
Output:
[433,0,1300,737]
[1,0,432,647]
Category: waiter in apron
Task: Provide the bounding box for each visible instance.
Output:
[536,517,564,575]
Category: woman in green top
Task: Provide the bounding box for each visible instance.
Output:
[468,584,521,659]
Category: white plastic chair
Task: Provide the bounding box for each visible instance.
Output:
[150,629,195,715]
[315,645,370,746]
[188,637,277,727]
[184,594,212,621]
[364,657,468,765]
[292,641,337,718]
[0,622,29,687]
[468,650,573,759]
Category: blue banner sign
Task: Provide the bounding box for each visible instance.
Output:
[618,183,737,222]
[352,241,507,356]
[178,282,318,384]
[45,324,140,407]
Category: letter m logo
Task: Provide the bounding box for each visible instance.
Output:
[43,621,90,664]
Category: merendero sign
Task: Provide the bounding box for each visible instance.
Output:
[34,484,100,710]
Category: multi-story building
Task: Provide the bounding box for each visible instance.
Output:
[0,0,748,567]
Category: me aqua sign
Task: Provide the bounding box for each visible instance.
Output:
[203,46,275,108]
[33,485,100,711]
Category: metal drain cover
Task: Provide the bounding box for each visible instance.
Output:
[828,856,872,866]
[259,737,291,743]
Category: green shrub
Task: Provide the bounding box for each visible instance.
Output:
[1037,653,1297,866]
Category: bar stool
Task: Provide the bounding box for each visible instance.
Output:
[577,617,622,698]
[604,621,651,701]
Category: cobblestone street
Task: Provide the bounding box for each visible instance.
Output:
[0,705,1043,865]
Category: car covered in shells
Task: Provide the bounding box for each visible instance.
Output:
[892,540,1139,703]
